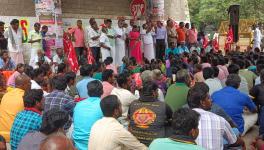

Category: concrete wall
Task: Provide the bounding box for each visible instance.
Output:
[0,0,35,16]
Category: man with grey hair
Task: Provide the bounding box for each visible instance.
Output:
[212,74,257,135]
[165,69,191,112]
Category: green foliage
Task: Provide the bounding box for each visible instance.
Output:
[188,0,264,29]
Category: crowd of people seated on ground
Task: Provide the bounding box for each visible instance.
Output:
[1,18,264,150]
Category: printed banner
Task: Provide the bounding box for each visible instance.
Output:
[19,18,30,43]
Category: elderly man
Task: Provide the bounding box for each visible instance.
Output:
[0,74,31,142]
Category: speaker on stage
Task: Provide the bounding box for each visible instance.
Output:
[228,5,240,42]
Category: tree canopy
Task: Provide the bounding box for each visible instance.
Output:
[188,0,264,29]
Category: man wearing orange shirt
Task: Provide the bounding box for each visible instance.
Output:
[0,74,31,142]
[176,22,186,45]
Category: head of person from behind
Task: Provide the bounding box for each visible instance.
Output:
[23,89,44,111]
[34,22,41,33]
[87,80,103,98]
[142,81,159,99]
[187,82,212,111]
[101,95,122,119]
[102,69,115,84]
[15,74,31,91]
[225,74,241,89]
[76,20,82,29]
[80,64,93,77]
[65,71,76,87]
[10,19,19,31]
[0,135,6,150]
[116,73,132,91]
[172,108,200,140]
[51,75,68,91]
[32,68,45,84]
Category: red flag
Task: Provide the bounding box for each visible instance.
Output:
[63,33,79,73]
[224,26,233,52]
[212,33,219,52]
[87,47,95,64]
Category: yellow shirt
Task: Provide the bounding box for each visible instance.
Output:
[29,30,42,50]
[0,88,24,142]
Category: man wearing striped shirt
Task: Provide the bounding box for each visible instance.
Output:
[187,82,245,150]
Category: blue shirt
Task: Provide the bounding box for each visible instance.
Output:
[10,110,42,150]
[0,57,16,70]
[76,77,96,98]
[212,86,256,133]
[72,97,103,150]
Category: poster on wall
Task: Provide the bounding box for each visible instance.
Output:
[130,0,146,19]
[146,0,164,21]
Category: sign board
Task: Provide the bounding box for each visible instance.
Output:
[130,0,146,18]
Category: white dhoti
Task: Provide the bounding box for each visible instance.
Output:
[253,41,261,50]
[9,51,24,64]
[115,42,125,66]
[144,43,155,61]
[29,48,38,66]
[101,48,111,62]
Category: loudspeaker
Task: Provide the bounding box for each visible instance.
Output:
[228,5,240,42]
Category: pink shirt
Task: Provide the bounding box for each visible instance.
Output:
[217,66,226,81]
[201,63,211,69]
[187,29,198,44]
[69,27,85,48]
[218,65,229,79]
[7,71,21,87]
[105,64,118,75]
[101,81,114,99]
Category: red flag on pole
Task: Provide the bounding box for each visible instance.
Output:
[63,32,79,73]
[224,26,234,52]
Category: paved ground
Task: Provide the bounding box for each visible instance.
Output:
[243,125,259,149]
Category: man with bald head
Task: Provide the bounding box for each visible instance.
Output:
[0,74,31,142]
[40,133,76,150]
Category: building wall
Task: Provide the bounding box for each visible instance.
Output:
[0,0,35,16]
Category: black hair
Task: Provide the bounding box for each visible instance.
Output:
[260,70,264,83]
[236,59,245,69]
[172,108,200,136]
[93,62,103,72]
[0,50,8,56]
[225,74,241,89]
[40,64,51,76]
[23,89,43,107]
[129,57,137,66]
[203,67,214,80]
[102,69,114,82]
[64,72,76,83]
[42,25,48,29]
[80,64,93,76]
[34,22,41,27]
[40,109,69,135]
[106,19,112,23]
[116,73,129,88]
[0,21,5,26]
[187,82,209,108]
[228,64,240,74]
[51,76,67,90]
[10,19,19,25]
[212,66,219,78]
[100,95,120,117]
[57,63,66,74]
[33,68,44,79]
[142,81,158,97]
[15,63,24,71]
[104,57,113,65]
[87,80,103,97]
[24,64,34,79]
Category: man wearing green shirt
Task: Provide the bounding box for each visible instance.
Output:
[165,69,190,111]
[149,108,205,150]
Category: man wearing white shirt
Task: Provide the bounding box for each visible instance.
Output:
[203,67,223,95]
[86,18,101,63]
[142,24,155,61]
[99,27,112,62]
[114,19,126,66]
[253,24,263,50]
[111,73,137,127]
[4,19,24,64]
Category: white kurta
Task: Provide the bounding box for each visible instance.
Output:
[114,27,126,66]
[4,28,24,64]
[142,30,155,61]
[29,30,42,67]
[254,27,262,49]
[99,33,111,61]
